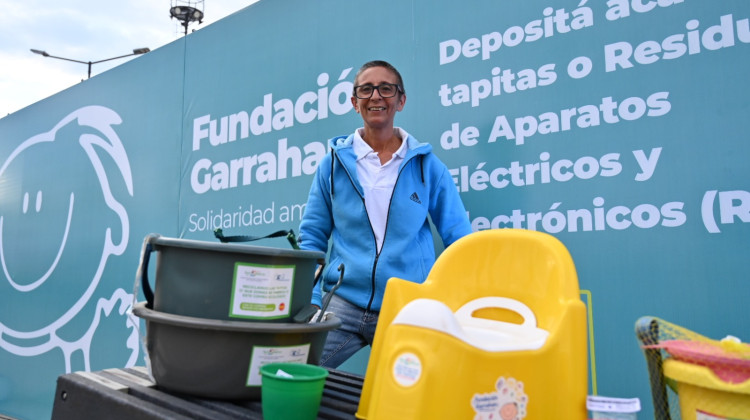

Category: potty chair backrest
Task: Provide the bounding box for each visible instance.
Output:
[356,228,588,420]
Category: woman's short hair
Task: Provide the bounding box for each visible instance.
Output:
[353,60,405,95]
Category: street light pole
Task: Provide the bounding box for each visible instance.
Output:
[169,0,205,35]
[30,48,151,79]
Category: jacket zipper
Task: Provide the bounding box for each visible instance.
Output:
[368,156,418,310]
[333,147,423,312]
[333,149,380,311]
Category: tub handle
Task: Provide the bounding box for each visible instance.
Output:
[135,234,159,309]
[214,228,300,249]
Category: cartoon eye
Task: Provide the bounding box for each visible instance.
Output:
[22,191,43,214]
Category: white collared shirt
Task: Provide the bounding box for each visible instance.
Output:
[353,127,409,253]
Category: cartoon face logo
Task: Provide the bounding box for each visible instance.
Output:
[0,105,137,372]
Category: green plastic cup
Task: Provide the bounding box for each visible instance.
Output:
[260,362,329,420]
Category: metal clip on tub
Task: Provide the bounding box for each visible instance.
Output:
[316,263,344,323]
[291,263,328,323]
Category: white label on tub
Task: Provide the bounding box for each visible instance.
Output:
[246,344,311,386]
[392,352,422,387]
[230,263,295,319]
[586,395,641,413]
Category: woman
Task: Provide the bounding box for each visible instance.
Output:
[299,60,472,368]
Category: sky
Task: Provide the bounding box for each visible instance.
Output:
[0,0,259,117]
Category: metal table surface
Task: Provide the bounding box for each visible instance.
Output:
[51,366,363,420]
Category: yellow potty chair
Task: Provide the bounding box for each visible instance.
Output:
[356,229,588,419]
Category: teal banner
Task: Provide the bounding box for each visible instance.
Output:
[1,1,748,418]
[0,40,186,418]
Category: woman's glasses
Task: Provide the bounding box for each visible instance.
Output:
[353,83,403,99]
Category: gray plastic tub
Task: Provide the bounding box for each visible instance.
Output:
[132,302,340,400]
[137,234,325,323]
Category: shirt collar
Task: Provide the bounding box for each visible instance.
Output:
[353,127,409,161]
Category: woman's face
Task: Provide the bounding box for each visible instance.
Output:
[351,66,406,131]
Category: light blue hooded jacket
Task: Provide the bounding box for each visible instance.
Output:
[298,131,472,311]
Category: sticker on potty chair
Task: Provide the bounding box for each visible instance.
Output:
[392,352,422,387]
[230,263,295,319]
[472,376,528,420]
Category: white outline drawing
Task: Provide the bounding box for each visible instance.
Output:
[0,105,137,372]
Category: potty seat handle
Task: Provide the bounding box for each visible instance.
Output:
[455,296,539,330]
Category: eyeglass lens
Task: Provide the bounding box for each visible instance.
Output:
[356,84,399,98]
